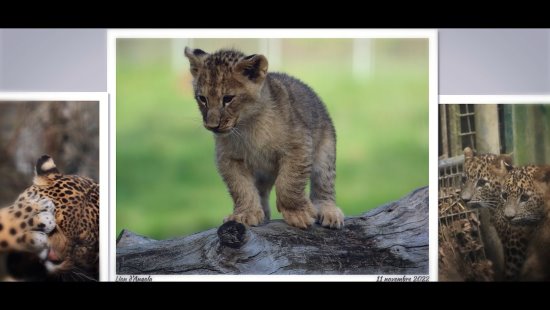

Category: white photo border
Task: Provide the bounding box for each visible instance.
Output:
[108,29,438,282]
[0,92,109,282]
[440,95,550,104]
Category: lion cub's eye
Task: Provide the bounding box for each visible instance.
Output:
[501,192,508,200]
[476,179,487,187]
[520,194,529,202]
[222,95,235,106]
[197,95,208,106]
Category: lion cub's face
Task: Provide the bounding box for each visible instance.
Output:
[184,48,269,135]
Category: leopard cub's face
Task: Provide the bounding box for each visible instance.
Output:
[184,47,269,135]
[460,147,511,209]
[500,166,550,225]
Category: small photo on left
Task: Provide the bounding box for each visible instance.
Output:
[0,94,107,282]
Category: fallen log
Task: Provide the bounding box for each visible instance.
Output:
[116,186,429,275]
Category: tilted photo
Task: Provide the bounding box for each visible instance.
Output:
[0,99,100,281]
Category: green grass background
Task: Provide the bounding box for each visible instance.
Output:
[116,38,429,239]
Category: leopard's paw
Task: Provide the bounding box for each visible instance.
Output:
[0,196,56,254]
[29,198,56,234]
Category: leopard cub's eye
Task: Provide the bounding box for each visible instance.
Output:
[520,194,529,202]
[476,179,487,187]
[461,176,467,183]
[222,95,235,106]
[197,95,208,106]
[501,192,508,200]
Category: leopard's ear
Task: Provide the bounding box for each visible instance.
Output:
[496,154,513,171]
[184,47,208,77]
[235,54,268,84]
[533,166,550,194]
[464,147,474,159]
[535,166,550,184]
[34,155,59,186]
[36,155,58,176]
[491,158,513,177]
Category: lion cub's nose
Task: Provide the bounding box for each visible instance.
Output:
[205,123,220,132]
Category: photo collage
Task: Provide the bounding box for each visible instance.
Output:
[0,29,548,281]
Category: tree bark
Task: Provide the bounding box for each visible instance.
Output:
[116,186,428,275]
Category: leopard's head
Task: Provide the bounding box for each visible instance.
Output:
[460,147,513,209]
[500,165,550,225]
[7,155,99,281]
[43,229,98,281]
[184,47,268,135]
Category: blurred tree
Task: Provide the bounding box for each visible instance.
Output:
[0,101,99,206]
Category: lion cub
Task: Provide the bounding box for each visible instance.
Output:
[184,47,344,229]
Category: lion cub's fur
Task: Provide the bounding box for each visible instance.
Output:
[184,47,344,229]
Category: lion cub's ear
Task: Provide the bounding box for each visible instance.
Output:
[184,47,209,77]
[235,54,268,84]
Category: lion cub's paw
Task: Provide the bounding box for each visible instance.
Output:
[280,205,317,229]
[317,203,345,229]
[224,208,265,227]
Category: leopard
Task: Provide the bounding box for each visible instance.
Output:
[459,147,532,281]
[460,147,511,210]
[499,165,550,281]
[184,47,344,229]
[3,155,99,281]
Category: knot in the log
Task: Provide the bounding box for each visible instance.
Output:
[217,221,249,249]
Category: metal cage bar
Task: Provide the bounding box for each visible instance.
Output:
[438,155,487,267]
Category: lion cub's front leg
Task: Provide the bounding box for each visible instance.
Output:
[218,158,265,226]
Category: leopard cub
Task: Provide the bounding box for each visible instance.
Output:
[184,47,344,229]
[500,165,550,280]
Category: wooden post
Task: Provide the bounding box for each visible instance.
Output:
[513,104,550,165]
[440,105,449,159]
[352,39,373,80]
[259,39,281,72]
[533,105,550,164]
[500,105,514,154]
[172,38,192,73]
[474,104,500,154]
[447,105,463,157]
[513,105,536,165]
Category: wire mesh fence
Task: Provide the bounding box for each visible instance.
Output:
[438,155,493,281]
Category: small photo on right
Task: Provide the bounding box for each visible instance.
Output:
[438,96,550,282]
